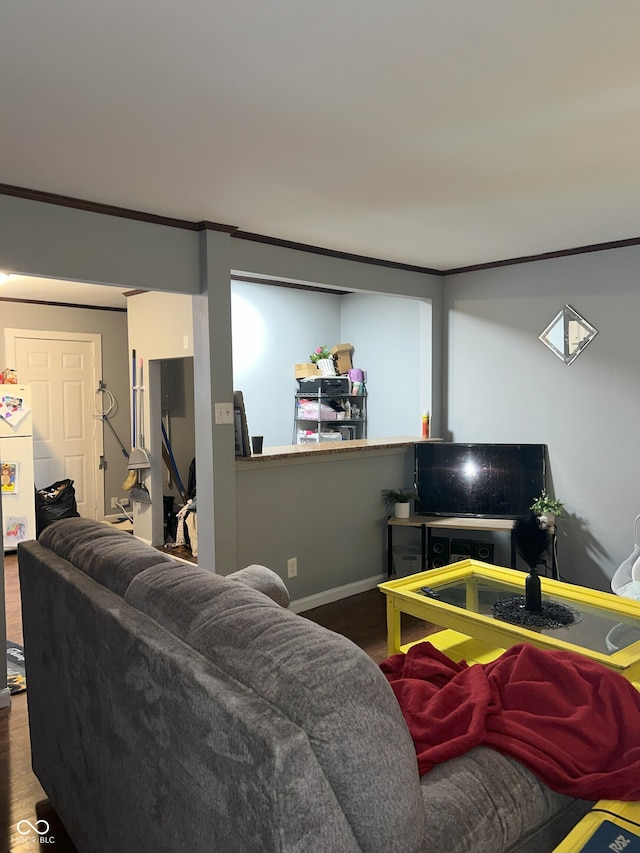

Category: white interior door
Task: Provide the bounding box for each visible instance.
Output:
[5,330,104,520]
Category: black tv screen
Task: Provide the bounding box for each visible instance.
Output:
[414,443,546,519]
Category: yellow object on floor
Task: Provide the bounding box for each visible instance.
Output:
[552,800,640,851]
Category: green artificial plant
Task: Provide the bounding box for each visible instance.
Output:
[382,487,420,506]
[530,489,565,518]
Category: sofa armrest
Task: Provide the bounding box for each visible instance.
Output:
[227,564,290,608]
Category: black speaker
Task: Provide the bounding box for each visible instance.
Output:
[450,538,473,563]
[428,536,450,569]
[473,541,495,563]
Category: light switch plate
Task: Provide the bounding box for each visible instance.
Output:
[214,402,234,424]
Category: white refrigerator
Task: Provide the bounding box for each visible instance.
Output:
[0,384,36,551]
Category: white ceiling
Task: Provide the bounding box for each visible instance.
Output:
[0,275,129,310]
[3,0,640,307]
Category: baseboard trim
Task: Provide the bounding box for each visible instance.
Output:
[290,573,386,614]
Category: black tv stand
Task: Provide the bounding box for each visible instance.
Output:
[386,515,558,579]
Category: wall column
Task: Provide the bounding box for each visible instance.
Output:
[193,229,236,572]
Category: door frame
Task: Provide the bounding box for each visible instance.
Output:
[4,328,105,521]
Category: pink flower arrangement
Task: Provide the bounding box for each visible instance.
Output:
[309,346,333,363]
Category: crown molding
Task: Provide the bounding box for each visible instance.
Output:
[231,229,445,276]
[0,295,126,312]
[0,183,236,234]
[444,236,640,274]
[3,182,640,276]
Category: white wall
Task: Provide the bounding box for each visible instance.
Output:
[445,246,640,590]
[126,291,195,544]
[231,281,342,446]
[340,293,432,438]
[231,283,433,446]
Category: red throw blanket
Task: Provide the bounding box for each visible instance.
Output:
[380,641,640,800]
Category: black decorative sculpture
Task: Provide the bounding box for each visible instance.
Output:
[492,513,577,628]
[513,513,549,612]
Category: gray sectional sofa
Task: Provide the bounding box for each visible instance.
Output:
[18,518,592,853]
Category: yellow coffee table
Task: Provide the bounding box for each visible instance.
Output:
[551,800,640,851]
[379,559,640,683]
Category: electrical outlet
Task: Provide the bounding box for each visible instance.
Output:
[214,402,234,425]
[111,497,131,509]
[287,557,298,578]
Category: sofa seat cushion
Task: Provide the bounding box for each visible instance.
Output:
[38,517,179,597]
[420,746,592,853]
[125,562,427,853]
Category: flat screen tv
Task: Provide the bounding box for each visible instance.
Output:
[414,443,546,519]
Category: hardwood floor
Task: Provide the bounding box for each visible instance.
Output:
[302,585,436,664]
[2,551,434,851]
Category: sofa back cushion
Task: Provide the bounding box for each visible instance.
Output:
[125,563,426,853]
[39,517,180,597]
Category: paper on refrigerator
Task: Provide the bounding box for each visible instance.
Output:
[0,394,31,428]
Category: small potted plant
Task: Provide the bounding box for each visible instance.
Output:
[309,345,336,376]
[530,489,565,528]
[382,487,420,519]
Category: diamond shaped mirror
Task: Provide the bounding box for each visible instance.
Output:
[539,305,598,365]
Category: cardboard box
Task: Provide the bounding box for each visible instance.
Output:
[330,343,353,375]
[295,363,319,379]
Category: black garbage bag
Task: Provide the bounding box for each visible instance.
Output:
[35,478,80,535]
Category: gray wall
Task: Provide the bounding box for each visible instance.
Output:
[0,301,130,512]
[235,446,415,602]
[445,246,640,591]
[1,194,199,292]
[0,191,444,606]
[2,185,638,614]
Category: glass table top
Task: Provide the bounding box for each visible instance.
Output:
[416,572,640,657]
